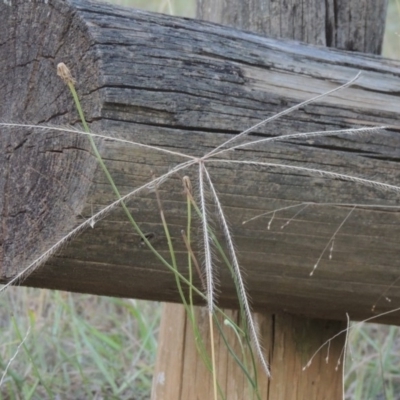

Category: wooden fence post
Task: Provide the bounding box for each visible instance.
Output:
[152,304,345,399]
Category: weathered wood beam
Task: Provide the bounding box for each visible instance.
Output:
[1,0,400,324]
[197,0,388,54]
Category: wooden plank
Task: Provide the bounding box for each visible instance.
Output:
[1,0,400,323]
[151,303,186,400]
[196,0,387,54]
[267,313,344,399]
[151,304,345,399]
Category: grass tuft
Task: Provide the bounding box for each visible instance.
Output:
[0,288,160,399]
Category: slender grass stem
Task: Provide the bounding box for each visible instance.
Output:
[0,123,195,160]
[183,176,195,311]
[209,312,218,400]
[205,72,361,158]
[207,159,400,194]
[209,126,385,160]
[0,324,31,388]
[11,318,53,398]
[65,78,178,272]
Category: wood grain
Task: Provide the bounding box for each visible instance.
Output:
[152,304,344,399]
[197,0,387,54]
[1,0,400,324]
[152,3,349,398]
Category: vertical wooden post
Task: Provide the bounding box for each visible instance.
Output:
[196,0,387,54]
[152,1,387,398]
[152,304,345,399]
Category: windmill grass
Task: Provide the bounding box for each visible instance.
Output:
[59,62,263,399]
[2,57,400,399]
[2,0,400,398]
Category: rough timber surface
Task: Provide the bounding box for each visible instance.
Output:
[152,304,344,399]
[197,0,388,54]
[1,0,400,324]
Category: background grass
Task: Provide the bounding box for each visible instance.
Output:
[0,289,159,399]
[1,1,400,399]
